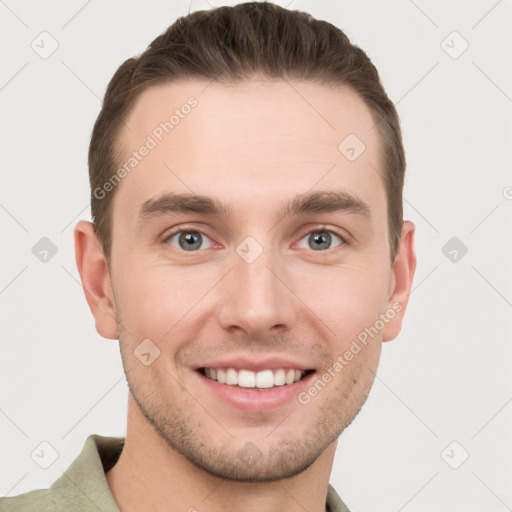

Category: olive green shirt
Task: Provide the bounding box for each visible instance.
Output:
[0,434,351,512]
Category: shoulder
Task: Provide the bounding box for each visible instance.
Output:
[0,488,54,512]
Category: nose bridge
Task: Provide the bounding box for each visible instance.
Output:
[217,239,296,335]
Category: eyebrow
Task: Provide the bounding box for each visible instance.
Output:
[138,190,371,225]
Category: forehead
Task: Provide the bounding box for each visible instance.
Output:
[113,79,384,224]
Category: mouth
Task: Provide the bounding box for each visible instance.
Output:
[192,357,317,412]
[197,367,316,390]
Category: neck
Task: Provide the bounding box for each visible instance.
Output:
[106,397,337,512]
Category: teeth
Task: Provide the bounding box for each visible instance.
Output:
[255,369,273,388]
[202,367,307,389]
[226,368,238,385]
[239,369,256,387]
[274,368,286,386]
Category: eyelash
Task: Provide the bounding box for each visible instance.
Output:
[162,225,349,252]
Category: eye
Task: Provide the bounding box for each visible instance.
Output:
[297,229,344,251]
[165,230,214,251]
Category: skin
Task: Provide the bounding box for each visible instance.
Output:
[75,79,416,512]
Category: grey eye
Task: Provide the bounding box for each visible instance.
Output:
[167,231,213,251]
[298,230,342,251]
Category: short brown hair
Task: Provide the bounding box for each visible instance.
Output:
[89,2,405,267]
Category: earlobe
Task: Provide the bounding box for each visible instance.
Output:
[74,220,119,340]
[382,221,417,342]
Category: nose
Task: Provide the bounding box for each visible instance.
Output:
[216,245,298,338]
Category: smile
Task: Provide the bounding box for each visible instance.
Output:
[198,367,314,390]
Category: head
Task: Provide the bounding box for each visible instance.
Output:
[75,2,416,483]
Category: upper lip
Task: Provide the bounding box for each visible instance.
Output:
[194,356,314,372]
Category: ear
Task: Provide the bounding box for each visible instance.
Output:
[382,220,417,342]
[74,220,118,340]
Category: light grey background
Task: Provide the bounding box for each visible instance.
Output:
[1,1,511,511]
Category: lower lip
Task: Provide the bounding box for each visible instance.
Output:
[194,370,316,413]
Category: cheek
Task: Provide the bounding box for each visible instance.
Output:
[112,260,215,338]
[291,261,390,340]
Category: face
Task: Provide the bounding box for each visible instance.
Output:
[89,79,413,482]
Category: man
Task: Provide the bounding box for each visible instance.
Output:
[1,2,416,511]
